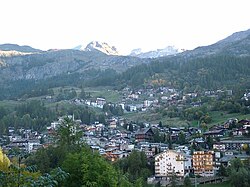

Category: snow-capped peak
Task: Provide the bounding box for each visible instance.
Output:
[129,46,183,58]
[80,41,119,55]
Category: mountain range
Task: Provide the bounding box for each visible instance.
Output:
[0,28,250,98]
[74,41,183,58]
[179,28,250,58]
[129,46,183,58]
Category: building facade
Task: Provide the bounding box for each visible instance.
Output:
[135,128,154,142]
[192,151,214,177]
[155,150,186,177]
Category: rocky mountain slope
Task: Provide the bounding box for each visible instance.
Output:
[0,48,149,82]
[180,28,250,58]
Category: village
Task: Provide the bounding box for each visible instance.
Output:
[1,86,250,186]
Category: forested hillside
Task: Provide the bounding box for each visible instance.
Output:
[118,55,250,91]
[1,54,249,100]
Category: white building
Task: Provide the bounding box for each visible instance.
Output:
[96,97,106,105]
[129,105,137,112]
[144,100,154,107]
[155,150,188,177]
[128,94,139,100]
[27,140,42,153]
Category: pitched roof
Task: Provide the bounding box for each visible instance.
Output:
[135,128,154,135]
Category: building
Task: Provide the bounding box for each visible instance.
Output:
[6,139,28,152]
[96,98,106,106]
[104,148,128,162]
[128,94,139,100]
[109,121,117,129]
[144,100,154,107]
[135,128,154,142]
[5,139,42,153]
[155,150,187,178]
[213,143,226,151]
[203,129,225,139]
[192,151,214,177]
[128,105,137,112]
[219,140,250,150]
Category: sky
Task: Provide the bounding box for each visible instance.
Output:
[0,0,250,55]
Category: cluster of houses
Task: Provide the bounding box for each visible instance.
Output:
[68,87,237,116]
[1,111,250,183]
[45,116,250,181]
[72,97,107,109]
[1,115,250,173]
[68,87,180,112]
[0,128,42,155]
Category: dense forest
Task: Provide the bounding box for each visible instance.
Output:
[118,55,250,90]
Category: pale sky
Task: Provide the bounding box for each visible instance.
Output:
[0,0,250,54]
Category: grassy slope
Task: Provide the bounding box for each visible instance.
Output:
[123,111,190,126]
[209,111,250,125]
[84,87,122,103]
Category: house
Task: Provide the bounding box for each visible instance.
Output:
[213,143,226,151]
[144,100,154,107]
[127,105,137,112]
[96,97,106,106]
[238,119,250,126]
[232,128,247,136]
[138,142,161,158]
[135,128,154,142]
[219,140,250,150]
[175,145,191,155]
[155,150,187,178]
[128,93,139,100]
[6,139,42,153]
[109,121,117,129]
[27,139,42,153]
[220,153,250,167]
[189,137,205,147]
[188,127,202,135]
[6,139,28,152]
[108,151,128,162]
[203,129,225,139]
[192,151,215,177]
[104,147,129,162]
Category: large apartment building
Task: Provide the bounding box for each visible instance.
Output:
[155,150,187,177]
[192,151,214,177]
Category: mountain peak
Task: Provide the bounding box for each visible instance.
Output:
[85,41,119,55]
[74,41,119,56]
